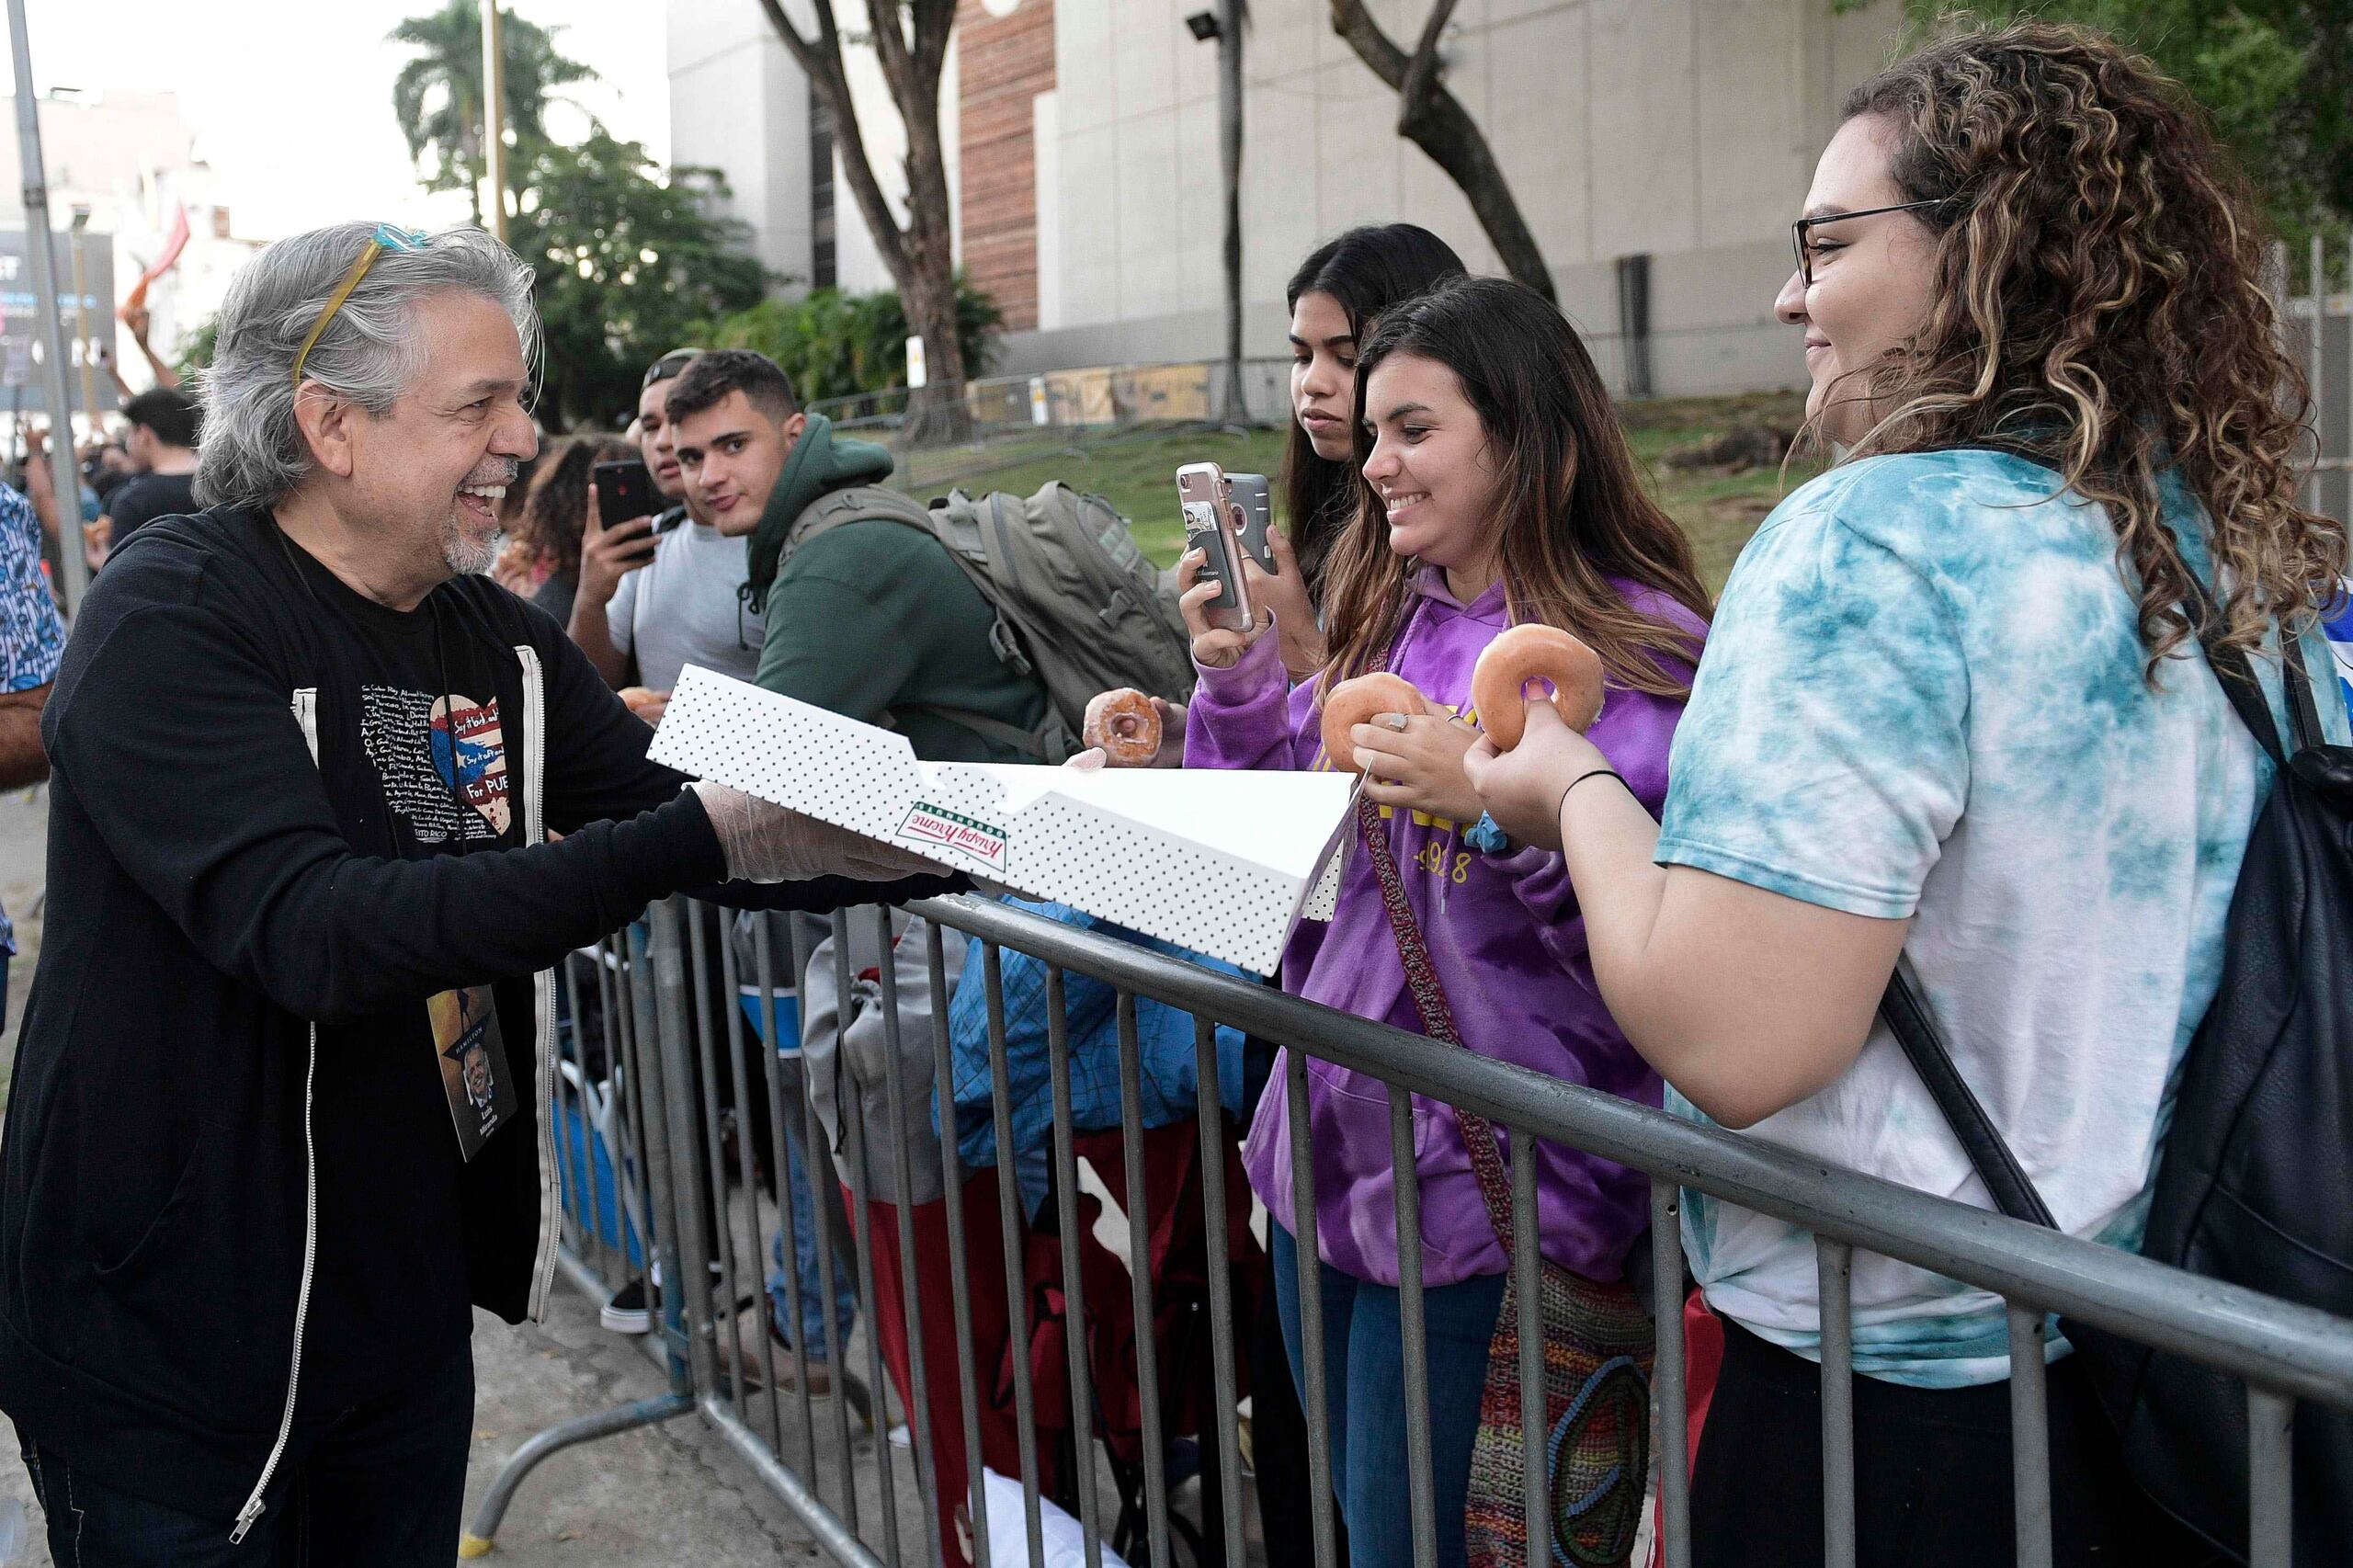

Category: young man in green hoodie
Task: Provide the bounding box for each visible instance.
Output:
[663,349,1051,763]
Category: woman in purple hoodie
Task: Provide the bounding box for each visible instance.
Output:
[1181,276,1711,1568]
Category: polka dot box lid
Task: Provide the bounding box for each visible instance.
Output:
[652,665,1355,974]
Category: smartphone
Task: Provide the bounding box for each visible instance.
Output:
[593,459,660,528]
[1227,472,1275,572]
[1176,461,1256,631]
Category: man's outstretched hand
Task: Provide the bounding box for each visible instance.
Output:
[690,781,938,882]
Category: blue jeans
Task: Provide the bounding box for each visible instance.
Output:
[1269,1221,1507,1568]
[742,994,859,1359]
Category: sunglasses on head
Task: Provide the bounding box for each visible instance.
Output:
[290,224,432,389]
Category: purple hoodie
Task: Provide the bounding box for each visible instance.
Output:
[1187,569,1699,1289]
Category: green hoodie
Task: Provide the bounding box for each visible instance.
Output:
[747,415,1051,764]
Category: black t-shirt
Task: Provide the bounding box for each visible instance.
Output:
[100,469,199,552]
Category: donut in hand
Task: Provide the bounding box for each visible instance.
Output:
[1470,625,1603,749]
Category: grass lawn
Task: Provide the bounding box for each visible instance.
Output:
[892,391,1819,596]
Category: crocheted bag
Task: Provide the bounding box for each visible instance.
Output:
[1355,795,1654,1567]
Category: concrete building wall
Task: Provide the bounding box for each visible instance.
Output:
[671,0,1904,394]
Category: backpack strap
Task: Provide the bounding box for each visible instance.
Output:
[2177,570,2290,769]
[1879,962,2057,1229]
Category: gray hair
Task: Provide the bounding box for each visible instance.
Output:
[193,222,540,510]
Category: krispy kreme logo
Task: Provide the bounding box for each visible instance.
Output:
[895,801,1008,869]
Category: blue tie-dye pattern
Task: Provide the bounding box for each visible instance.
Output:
[1656,450,2348,1388]
[2325,578,2352,725]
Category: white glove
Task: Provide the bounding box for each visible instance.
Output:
[690,782,940,883]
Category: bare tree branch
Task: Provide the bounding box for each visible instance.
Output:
[754,0,911,284]
[1327,0,1555,302]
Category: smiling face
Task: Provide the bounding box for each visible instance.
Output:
[1290,290,1358,461]
[671,390,807,537]
[1775,113,1942,446]
[335,289,537,578]
[636,377,687,501]
[1359,350,1502,592]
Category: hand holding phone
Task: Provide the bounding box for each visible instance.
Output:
[1175,461,1255,632]
[578,476,661,608]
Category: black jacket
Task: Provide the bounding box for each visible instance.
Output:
[0,507,953,1523]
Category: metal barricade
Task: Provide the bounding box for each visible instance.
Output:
[471,892,2353,1567]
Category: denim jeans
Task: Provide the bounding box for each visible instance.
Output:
[742,994,860,1358]
[15,1348,471,1566]
[1269,1221,1507,1568]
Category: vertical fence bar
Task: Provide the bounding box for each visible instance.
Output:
[1815,1238,1856,1568]
[2006,1305,2052,1568]
[1192,1015,1246,1568]
[567,954,616,1289]
[836,913,904,1568]
[1510,1130,1547,1568]
[1285,1049,1341,1568]
[650,901,721,1396]
[982,942,1047,1565]
[1389,1086,1439,1568]
[716,915,787,1454]
[1043,967,1105,1567]
[1650,1184,1689,1568]
[2248,1386,2294,1568]
[797,914,861,1532]
[2312,234,2326,512]
[875,905,945,1568]
[928,923,995,1568]
[751,916,813,1471]
[624,921,692,1393]
[1115,994,1172,1568]
[688,904,751,1415]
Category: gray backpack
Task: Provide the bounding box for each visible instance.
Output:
[782,482,1196,762]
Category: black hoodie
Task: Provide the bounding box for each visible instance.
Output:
[0,507,953,1527]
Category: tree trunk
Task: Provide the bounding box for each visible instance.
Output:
[1327,0,1555,302]
[756,0,972,445]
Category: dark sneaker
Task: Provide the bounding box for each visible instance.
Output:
[600,1278,653,1335]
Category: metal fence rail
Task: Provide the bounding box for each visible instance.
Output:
[470,892,2353,1567]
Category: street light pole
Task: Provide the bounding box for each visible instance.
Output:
[480,0,509,242]
[6,0,90,611]
[1188,4,1249,427]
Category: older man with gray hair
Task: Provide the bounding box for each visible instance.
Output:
[0,222,947,1563]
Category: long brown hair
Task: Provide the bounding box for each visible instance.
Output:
[1281,224,1467,606]
[512,435,631,574]
[1318,277,1711,704]
[1824,21,2347,676]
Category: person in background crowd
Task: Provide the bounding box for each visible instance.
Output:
[670,347,1054,761]
[509,435,631,628]
[0,474,64,1024]
[87,385,203,569]
[1463,25,2348,1568]
[112,301,183,392]
[568,347,741,723]
[1186,276,1711,1568]
[0,220,951,1568]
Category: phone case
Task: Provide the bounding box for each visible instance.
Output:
[1176,461,1254,631]
[1228,472,1275,571]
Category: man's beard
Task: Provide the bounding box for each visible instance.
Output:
[440,506,502,576]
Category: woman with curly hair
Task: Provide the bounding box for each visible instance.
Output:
[510,435,631,626]
[1465,21,2346,1566]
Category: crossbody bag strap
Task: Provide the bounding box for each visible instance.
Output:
[1354,792,1521,1258]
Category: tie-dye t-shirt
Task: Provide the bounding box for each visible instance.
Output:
[1654,449,2350,1389]
[2325,579,2352,724]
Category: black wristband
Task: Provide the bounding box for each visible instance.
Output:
[1551,767,1626,824]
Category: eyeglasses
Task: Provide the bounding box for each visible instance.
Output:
[1790,199,1947,287]
[290,223,432,389]
[642,347,706,391]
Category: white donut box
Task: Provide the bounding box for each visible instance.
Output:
[652,664,1355,974]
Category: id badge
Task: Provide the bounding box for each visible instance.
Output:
[428,984,519,1161]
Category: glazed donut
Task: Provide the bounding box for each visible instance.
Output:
[1319,672,1430,772]
[1083,687,1164,767]
[1470,625,1605,749]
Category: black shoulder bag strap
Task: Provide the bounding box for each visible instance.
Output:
[1882,574,2313,1229]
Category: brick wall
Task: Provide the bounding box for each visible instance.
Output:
[956,0,1055,333]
